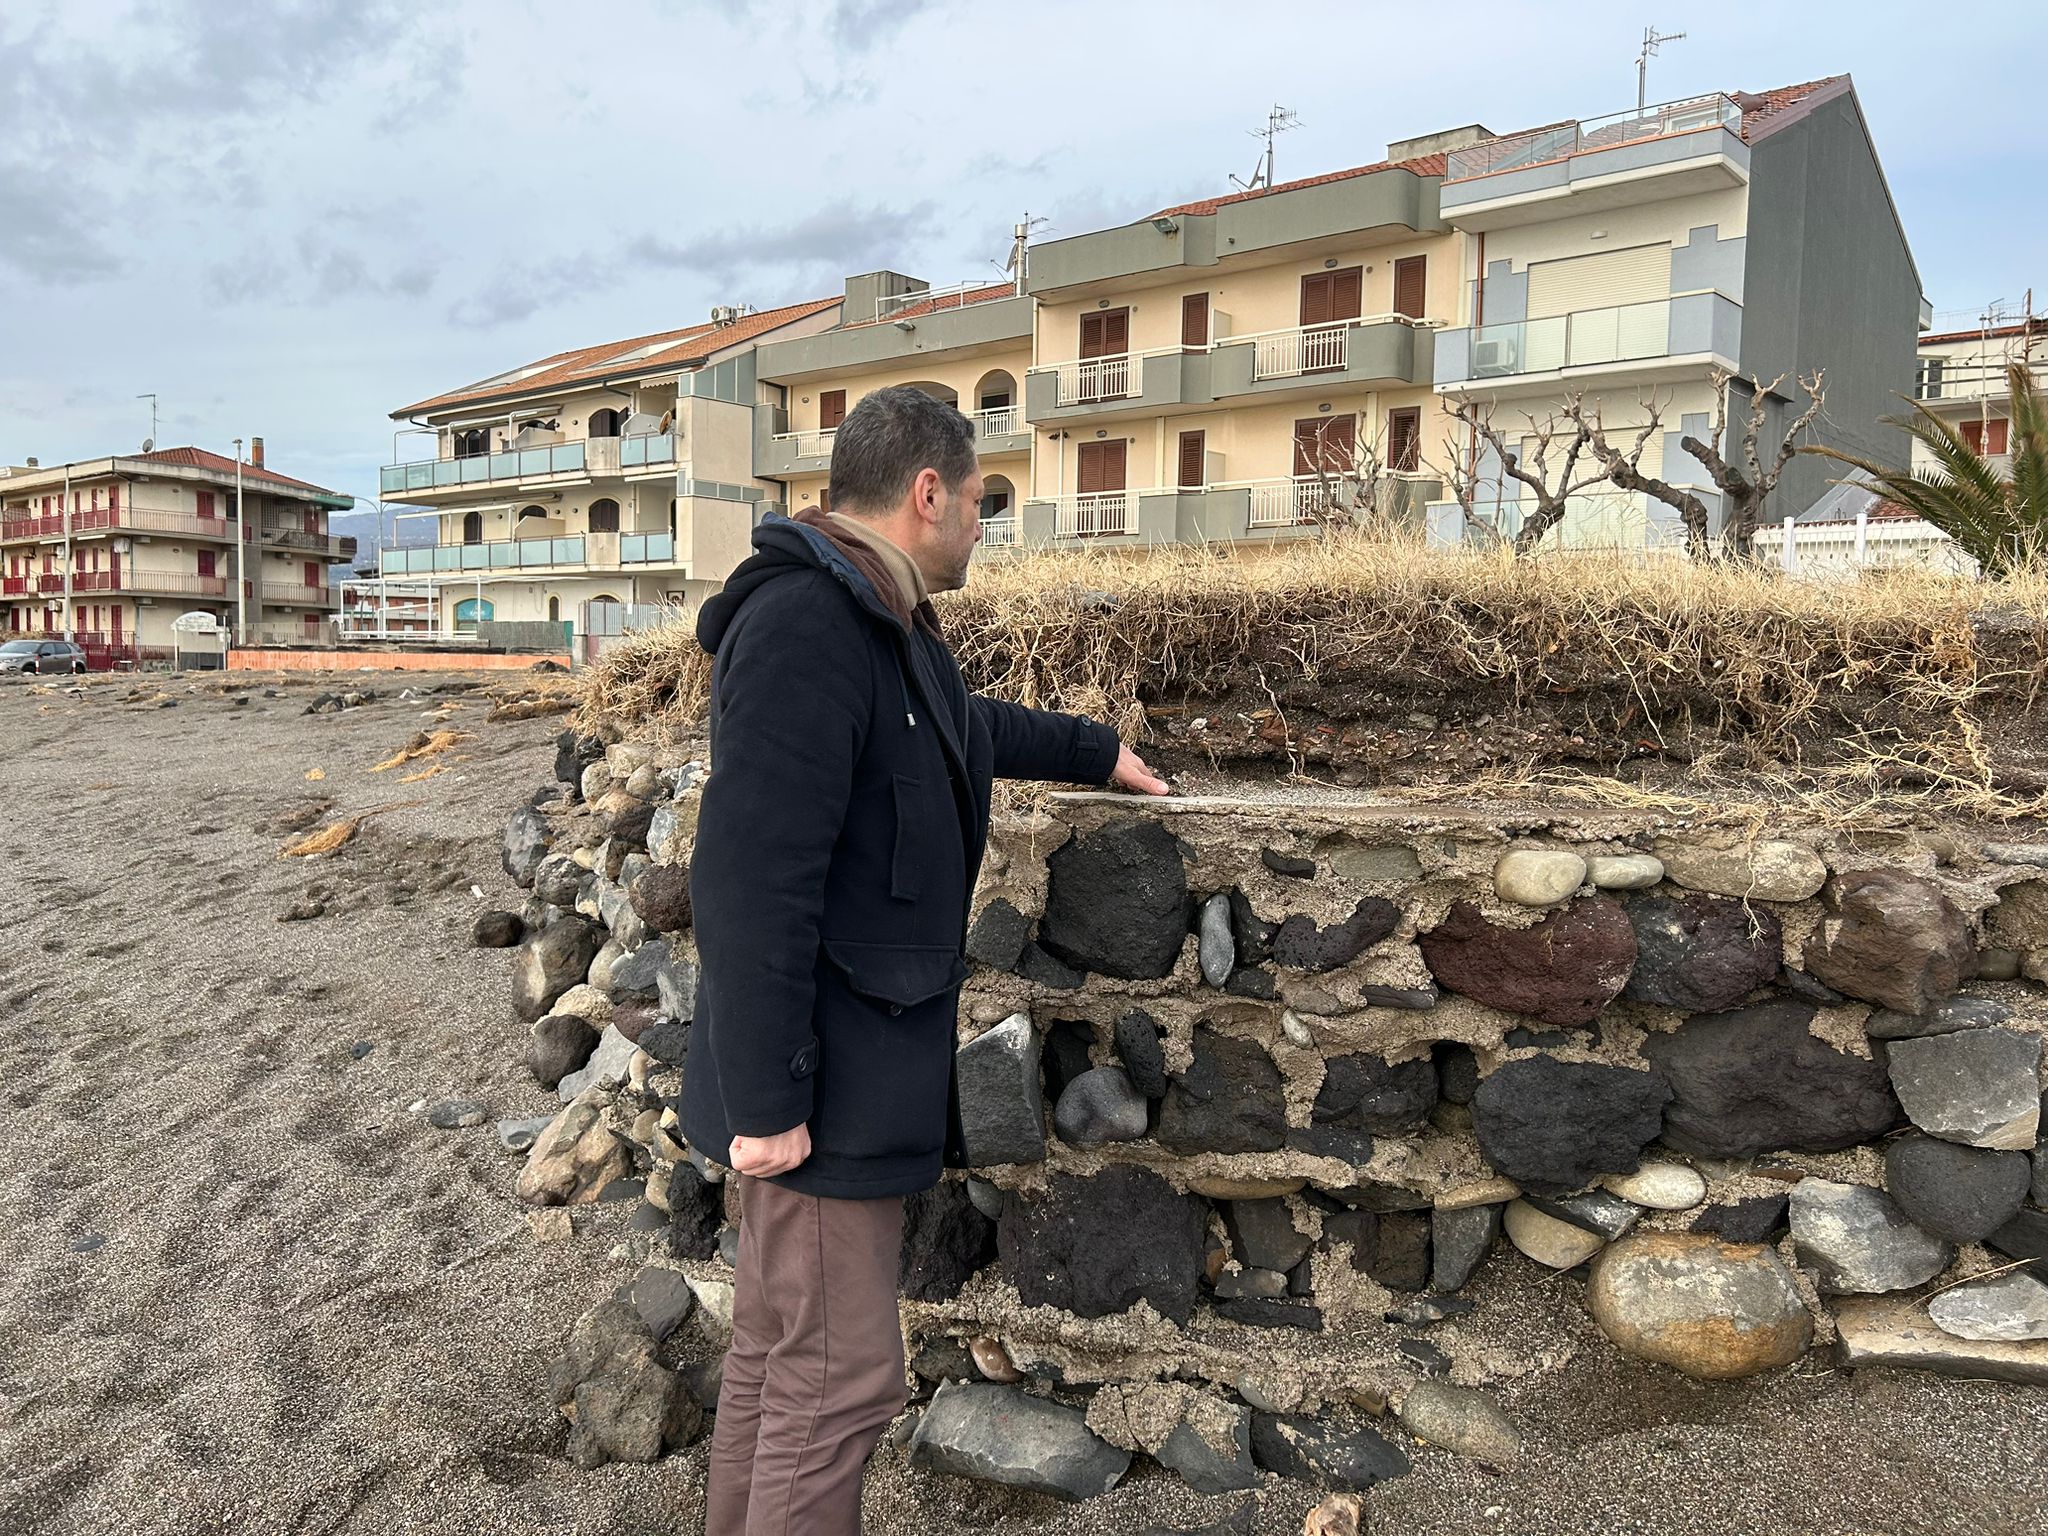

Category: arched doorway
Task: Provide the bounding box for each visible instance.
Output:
[516,504,549,530]
[546,595,561,623]
[980,473,1016,523]
[454,597,494,634]
[589,408,622,438]
[454,427,489,458]
[461,509,483,544]
[588,498,620,534]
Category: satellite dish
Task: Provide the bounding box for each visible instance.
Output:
[141,437,155,453]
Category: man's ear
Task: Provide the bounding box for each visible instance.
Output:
[912,467,943,523]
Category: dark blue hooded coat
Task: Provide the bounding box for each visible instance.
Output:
[680,515,1120,1198]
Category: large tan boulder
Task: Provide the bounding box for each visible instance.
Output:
[516,1087,631,1206]
[1587,1232,1812,1380]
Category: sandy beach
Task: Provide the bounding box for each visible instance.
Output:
[1,672,2044,1536]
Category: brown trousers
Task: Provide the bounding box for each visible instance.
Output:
[704,1176,909,1536]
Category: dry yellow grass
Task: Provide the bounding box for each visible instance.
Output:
[368,729,469,773]
[582,536,2048,817]
[276,799,425,859]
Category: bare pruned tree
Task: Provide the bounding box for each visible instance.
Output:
[1683,368,1827,558]
[1297,414,1408,536]
[1440,393,1612,555]
[1565,392,1716,558]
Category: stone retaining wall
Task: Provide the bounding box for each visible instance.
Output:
[496,727,2048,1499]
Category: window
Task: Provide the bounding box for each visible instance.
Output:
[198,550,217,578]
[819,390,847,430]
[1960,417,2010,455]
[453,427,490,458]
[1076,440,1127,494]
[461,510,484,545]
[1915,358,1947,400]
[1182,292,1210,349]
[588,498,621,533]
[589,408,622,438]
[1178,430,1206,489]
[516,504,549,526]
[1294,415,1357,478]
[1299,267,1363,328]
[980,490,1011,520]
[1387,408,1422,473]
[1393,256,1428,320]
[1079,308,1130,358]
[197,491,217,520]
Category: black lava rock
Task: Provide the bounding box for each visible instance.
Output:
[1622,892,1782,1012]
[555,728,606,787]
[1222,1199,1313,1273]
[1470,1056,1672,1197]
[1434,1042,1480,1106]
[529,1012,599,1089]
[629,863,693,934]
[1113,1009,1168,1100]
[997,1167,1208,1323]
[1224,967,1278,999]
[1212,1298,1323,1332]
[1040,1019,1098,1104]
[1643,999,1902,1158]
[899,1180,998,1302]
[1014,942,1084,990]
[666,1163,723,1261]
[1271,898,1401,972]
[1038,817,1193,979]
[1689,1194,1790,1245]
[1313,1053,1439,1134]
[1250,1413,1409,1490]
[473,909,525,948]
[1158,1026,1287,1154]
[965,899,1033,971]
[1228,889,1278,965]
[1260,848,1317,879]
[1883,1134,2032,1243]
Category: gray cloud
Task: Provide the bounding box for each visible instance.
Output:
[823,0,939,52]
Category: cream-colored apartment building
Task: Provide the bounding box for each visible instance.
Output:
[380,299,839,632]
[375,73,1922,618]
[1,444,353,663]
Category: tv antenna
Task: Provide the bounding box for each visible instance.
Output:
[996,211,1051,294]
[1636,25,1685,112]
[137,392,159,451]
[1230,105,1300,193]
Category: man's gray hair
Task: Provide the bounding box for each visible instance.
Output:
[827,385,978,516]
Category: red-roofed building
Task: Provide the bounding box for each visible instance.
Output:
[382,296,842,636]
[1,440,355,665]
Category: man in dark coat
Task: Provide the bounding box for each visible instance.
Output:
[685,385,1166,1534]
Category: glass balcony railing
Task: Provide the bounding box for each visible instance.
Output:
[1467,299,1676,377]
[379,442,586,496]
[378,536,586,575]
[620,432,676,468]
[620,532,676,564]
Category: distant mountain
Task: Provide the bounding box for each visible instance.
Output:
[331,504,436,575]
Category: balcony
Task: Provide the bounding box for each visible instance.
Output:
[380,535,589,577]
[1210,317,1432,399]
[72,569,230,598]
[380,440,585,498]
[1434,293,1741,393]
[585,433,679,477]
[262,582,333,606]
[1024,349,1208,424]
[755,405,1028,480]
[262,524,358,561]
[1,577,26,596]
[977,516,1019,552]
[1441,94,1749,230]
[1,506,243,543]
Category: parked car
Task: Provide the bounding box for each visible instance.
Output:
[0,638,88,675]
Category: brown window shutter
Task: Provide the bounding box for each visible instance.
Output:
[1387,407,1421,471]
[1962,419,1983,452]
[1330,267,1363,321]
[1393,256,1427,319]
[1292,418,1321,477]
[1299,273,1332,326]
[1181,292,1209,348]
[1103,308,1129,354]
[1177,430,1206,488]
[1295,416,1355,476]
[819,390,846,429]
[1991,418,2010,454]
[1079,312,1105,358]
[1077,440,1126,494]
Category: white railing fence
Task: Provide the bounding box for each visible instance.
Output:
[770,426,838,459]
[1049,354,1136,406]
[1251,324,1350,381]
[978,516,1018,548]
[973,404,1023,437]
[1753,513,1978,578]
[1051,491,1134,538]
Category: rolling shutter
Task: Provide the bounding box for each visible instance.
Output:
[1080,309,1130,359]
[1178,431,1206,488]
[819,390,846,429]
[1525,243,1671,318]
[1181,292,1210,348]
[1300,268,1364,326]
[1293,415,1356,476]
[1387,407,1421,472]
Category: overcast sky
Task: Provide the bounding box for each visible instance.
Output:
[3,0,2042,506]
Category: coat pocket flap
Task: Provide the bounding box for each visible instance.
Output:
[820,939,969,1007]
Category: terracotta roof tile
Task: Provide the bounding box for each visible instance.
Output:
[394,296,840,418]
[133,446,336,496]
[1734,76,1847,142]
[1150,153,1447,220]
[1921,318,2048,347]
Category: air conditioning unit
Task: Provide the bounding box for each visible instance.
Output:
[1473,337,1519,377]
[709,305,744,325]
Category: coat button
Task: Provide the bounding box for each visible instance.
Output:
[888,1004,903,1016]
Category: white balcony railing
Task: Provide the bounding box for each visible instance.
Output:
[1249,324,1350,381]
[1045,354,1137,406]
[1050,491,1136,538]
[1244,476,1336,528]
[973,404,1024,438]
[1445,93,1742,181]
[978,515,1018,548]
[770,426,838,460]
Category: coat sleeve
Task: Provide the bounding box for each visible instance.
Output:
[969,694,1121,786]
[691,577,872,1138]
